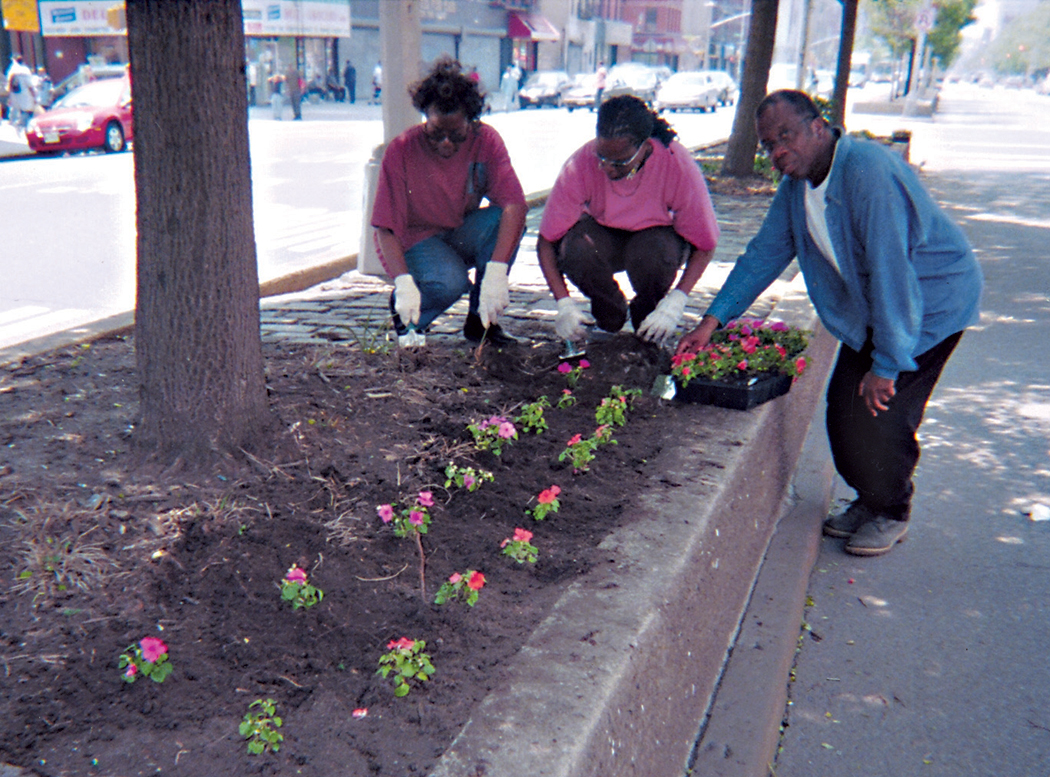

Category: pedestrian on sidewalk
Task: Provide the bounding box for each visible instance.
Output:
[371,56,528,347]
[676,89,983,556]
[343,61,356,103]
[537,95,720,345]
[5,55,36,132]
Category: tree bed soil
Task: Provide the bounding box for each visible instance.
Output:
[0,325,689,777]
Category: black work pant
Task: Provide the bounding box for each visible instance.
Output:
[825,331,962,521]
[555,215,687,333]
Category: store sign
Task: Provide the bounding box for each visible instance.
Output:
[39,1,117,36]
[242,0,351,37]
[2,0,40,32]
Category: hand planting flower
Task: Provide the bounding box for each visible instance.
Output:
[376,491,433,538]
[515,396,551,434]
[444,463,494,493]
[595,385,642,428]
[467,415,518,456]
[501,528,539,564]
[118,636,173,684]
[530,485,561,521]
[280,564,324,610]
[377,637,436,697]
[557,389,577,409]
[434,569,486,607]
[240,698,283,754]
[557,358,590,389]
[671,319,811,386]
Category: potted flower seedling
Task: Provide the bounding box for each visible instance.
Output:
[240,698,283,754]
[444,463,494,492]
[280,564,323,610]
[501,528,539,564]
[557,389,577,409]
[377,490,435,600]
[434,570,486,607]
[515,396,551,434]
[377,637,435,697]
[595,385,642,427]
[557,358,590,389]
[530,485,561,521]
[118,636,173,684]
[467,415,518,455]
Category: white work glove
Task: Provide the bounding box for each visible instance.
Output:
[554,296,587,341]
[393,273,421,327]
[478,262,510,328]
[636,289,688,344]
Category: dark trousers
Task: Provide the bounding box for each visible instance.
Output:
[825,331,963,521]
[556,215,687,332]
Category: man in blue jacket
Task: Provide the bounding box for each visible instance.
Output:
[676,90,982,556]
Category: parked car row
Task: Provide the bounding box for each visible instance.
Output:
[518,65,738,114]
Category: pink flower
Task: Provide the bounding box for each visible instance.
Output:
[285,565,308,584]
[557,363,571,374]
[352,708,368,719]
[498,421,516,439]
[125,663,138,678]
[448,572,462,584]
[417,491,434,507]
[139,637,168,664]
[567,434,582,446]
[739,324,753,336]
[770,321,789,332]
[681,367,691,377]
[562,389,572,396]
[377,504,394,523]
[463,474,476,490]
[775,344,787,358]
[409,510,425,526]
[578,359,590,369]
[486,415,504,427]
[671,352,691,367]
[500,538,510,548]
[537,485,561,504]
[466,571,486,591]
[513,528,533,543]
[388,637,415,651]
[736,360,749,371]
[795,357,807,374]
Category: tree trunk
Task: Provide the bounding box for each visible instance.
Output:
[127,0,269,462]
[831,0,859,128]
[722,0,780,177]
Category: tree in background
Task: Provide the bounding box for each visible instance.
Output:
[722,0,780,177]
[865,0,977,68]
[926,0,978,68]
[985,2,1050,75]
[127,0,270,463]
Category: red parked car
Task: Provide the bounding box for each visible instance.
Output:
[26,74,132,154]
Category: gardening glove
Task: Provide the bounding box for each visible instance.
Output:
[393,273,421,327]
[478,262,510,328]
[555,296,587,341]
[636,289,688,345]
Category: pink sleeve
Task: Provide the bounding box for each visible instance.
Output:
[371,135,408,236]
[669,141,719,251]
[539,145,592,242]
[479,126,526,209]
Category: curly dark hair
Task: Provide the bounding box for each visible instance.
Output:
[410,56,485,121]
[596,95,678,147]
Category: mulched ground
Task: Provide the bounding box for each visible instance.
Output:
[0,325,678,777]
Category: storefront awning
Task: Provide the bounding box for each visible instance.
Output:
[508,12,560,42]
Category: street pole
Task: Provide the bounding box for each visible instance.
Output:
[359,1,423,276]
[795,0,813,90]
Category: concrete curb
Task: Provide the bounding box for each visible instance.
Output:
[428,276,839,777]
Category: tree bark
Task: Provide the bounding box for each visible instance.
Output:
[831,0,859,128]
[127,0,269,462]
[722,0,780,177]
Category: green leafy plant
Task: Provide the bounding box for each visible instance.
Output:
[467,415,518,456]
[595,385,642,427]
[557,358,590,388]
[377,491,435,601]
[670,318,811,386]
[559,433,600,473]
[501,528,539,564]
[240,698,284,754]
[557,389,577,409]
[280,564,324,610]
[377,637,435,697]
[515,396,551,434]
[444,463,494,493]
[434,570,486,607]
[118,636,173,683]
[529,485,561,521]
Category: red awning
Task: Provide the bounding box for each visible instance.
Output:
[508,12,560,42]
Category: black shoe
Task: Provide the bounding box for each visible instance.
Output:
[463,313,518,346]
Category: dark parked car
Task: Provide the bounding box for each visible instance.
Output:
[26,75,133,154]
[518,70,571,108]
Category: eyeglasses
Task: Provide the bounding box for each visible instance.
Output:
[759,117,818,155]
[595,141,645,170]
[424,124,471,144]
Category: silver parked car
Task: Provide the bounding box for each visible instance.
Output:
[518,70,571,108]
[697,70,738,106]
[654,71,720,113]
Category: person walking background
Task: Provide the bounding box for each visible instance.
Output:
[5,55,36,132]
[676,89,983,556]
[538,95,720,346]
[343,61,356,103]
[370,57,527,347]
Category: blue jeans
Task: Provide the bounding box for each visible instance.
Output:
[402,206,515,330]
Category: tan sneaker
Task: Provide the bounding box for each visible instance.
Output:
[845,516,909,556]
[822,502,875,538]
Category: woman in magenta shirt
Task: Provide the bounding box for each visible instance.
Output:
[538,95,720,345]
